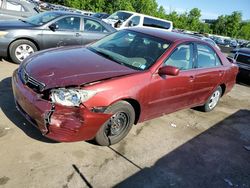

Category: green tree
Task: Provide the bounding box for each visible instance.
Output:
[238,22,250,40]
[212,15,227,35]
[156,5,166,19]
[187,8,201,31]
[225,11,242,38]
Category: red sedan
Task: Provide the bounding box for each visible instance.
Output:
[12,28,238,145]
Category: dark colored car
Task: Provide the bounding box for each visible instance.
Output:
[0,0,39,21]
[232,48,250,83]
[0,11,116,64]
[12,28,238,145]
[92,12,110,19]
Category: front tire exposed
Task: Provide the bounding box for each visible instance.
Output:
[202,86,222,112]
[94,101,135,146]
[9,39,37,64]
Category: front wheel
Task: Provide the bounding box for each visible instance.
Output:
[9,39,37,64]
[94,101,135,146]
[202,86,222,112]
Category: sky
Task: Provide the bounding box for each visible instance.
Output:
[157,0,250,21]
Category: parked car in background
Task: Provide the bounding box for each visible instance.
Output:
[200,37,221,50]
[232,48,250,82]
[229,40,238,48]
[92,12,110,20]
[184,33,221,50]
[0,0,39,20]
[0,11,116,64]
[103,10,173,31]
[215,37,225,45]
[12,28,238,145]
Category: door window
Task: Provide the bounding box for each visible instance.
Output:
[127,16,140,27]
[164,44,194,70]
[143,17,171,29]
[55,16,80,31]
[196,44,222,68]
[84,18,107,32]
[5,1,25,11]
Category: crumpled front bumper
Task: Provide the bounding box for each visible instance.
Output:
[12,69,112,142]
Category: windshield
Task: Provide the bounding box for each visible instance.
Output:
[23,12,61,26]
[88,30,170,70]
[107,11,132,21]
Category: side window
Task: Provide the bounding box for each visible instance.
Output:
[55,17,80,31]
[164,44,193,70]
[5,1,25,11]
[84,18,107,32]
[127,16,140,27]
[143,17,171,29]
[197,44,222,68]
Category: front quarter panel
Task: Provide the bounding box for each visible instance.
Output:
[7,29,42,48]
[83,71,151,121]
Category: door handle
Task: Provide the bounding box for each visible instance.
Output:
[189,75,195,82]
[219,70,223,76]
[75,33,81,37]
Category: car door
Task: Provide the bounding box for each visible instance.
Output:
[41,16,82,49]
[191,43,225,105]
[146,43,196,118]
[80,18,110,45]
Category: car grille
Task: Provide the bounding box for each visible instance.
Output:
[19,67,46,93]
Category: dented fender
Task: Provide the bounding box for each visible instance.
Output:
[45,104,112,142]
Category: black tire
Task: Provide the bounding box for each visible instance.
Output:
[202,86,222,112]
[94,101,135,146]
[9,39,37,64]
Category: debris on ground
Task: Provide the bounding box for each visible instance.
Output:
[170,123,177,128]
[243,145,250,151]
[224,178,233,187]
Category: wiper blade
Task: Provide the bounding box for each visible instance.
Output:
[18,19,27,23]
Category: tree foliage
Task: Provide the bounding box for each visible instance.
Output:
[53,0,250,40]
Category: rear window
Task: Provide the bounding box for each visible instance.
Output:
[236,54,250,65]
[143,17,171,30]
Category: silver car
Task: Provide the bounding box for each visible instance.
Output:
[0,0,39,21]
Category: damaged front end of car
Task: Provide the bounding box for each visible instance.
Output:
[12,67,112,142]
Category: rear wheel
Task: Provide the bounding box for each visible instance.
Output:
[202,86,222,112]
[94,101,135,146]
[9,39,37,64]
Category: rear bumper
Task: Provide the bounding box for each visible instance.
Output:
[12,69,112,142]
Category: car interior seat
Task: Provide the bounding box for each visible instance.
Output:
[197,53,213,68]
[167,47,190,70]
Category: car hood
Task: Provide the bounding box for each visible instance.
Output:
[0,20,36,30]
[22,46,138,90]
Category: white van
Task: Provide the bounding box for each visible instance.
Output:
[103,10,173,31]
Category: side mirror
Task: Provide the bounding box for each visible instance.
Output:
[49,23,58,31]
[158,65,180,76]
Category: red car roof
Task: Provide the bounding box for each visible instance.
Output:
[127,27,200,43]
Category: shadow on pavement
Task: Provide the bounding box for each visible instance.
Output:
[0,77,57,143]
[115,110,250,188]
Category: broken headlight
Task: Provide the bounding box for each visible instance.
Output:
[50,88,97,107]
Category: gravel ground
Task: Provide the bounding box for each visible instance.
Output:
[0,59,250,188]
